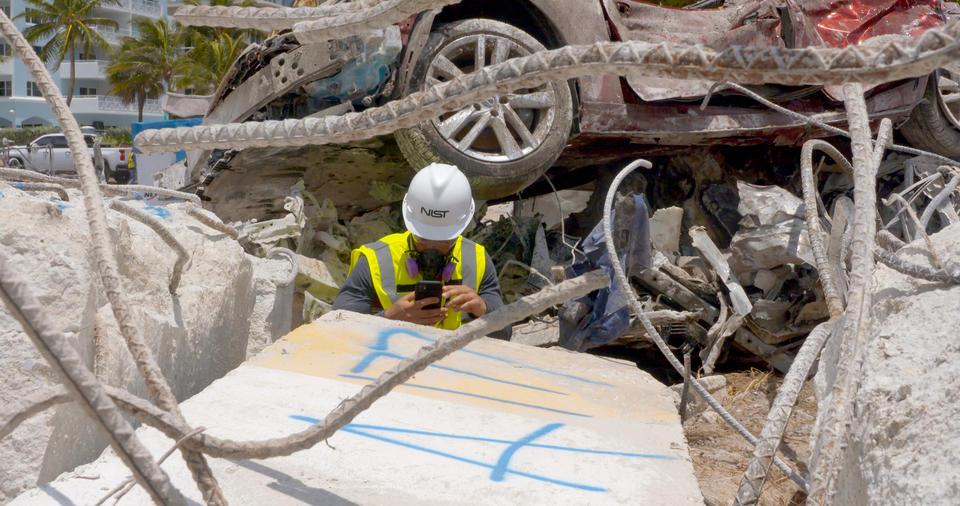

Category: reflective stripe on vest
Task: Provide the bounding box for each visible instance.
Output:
[348,231,485,330]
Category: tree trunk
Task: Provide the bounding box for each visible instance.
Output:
[137,91,144,122]
[66,41,75,106]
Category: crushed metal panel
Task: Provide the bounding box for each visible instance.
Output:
[602,0,784,101]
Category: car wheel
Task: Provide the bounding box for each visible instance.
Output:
[7,157,23,169]
[901,70,960,158]
[395,19,574,200]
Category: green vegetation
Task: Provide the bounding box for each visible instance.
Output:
[16,0,120,105]
[0,126,58,145]
[105,0,262,118]
[106,17,182,121]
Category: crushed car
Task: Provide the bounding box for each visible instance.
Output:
[159,0,960,222]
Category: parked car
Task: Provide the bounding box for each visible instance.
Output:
[183,0,959,221]
[5,133,133,183]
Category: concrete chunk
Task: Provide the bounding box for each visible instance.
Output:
[14,311,704,505]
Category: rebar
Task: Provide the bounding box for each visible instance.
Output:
[5,181,70,201]
[602,159,808,490]
[0,253,184,506]
[134,19,960,153]
[109,200,191,294]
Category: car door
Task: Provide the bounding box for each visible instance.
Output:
[48,135,72,173]
[31,136,54,173]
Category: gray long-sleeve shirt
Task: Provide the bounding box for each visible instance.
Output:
[332,251,512,339]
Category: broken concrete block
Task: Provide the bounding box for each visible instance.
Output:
[510,320,560,347]
[302,291,333,323]
[295,253,344,302]
[812,223,960,505]
[369,180,407,203]
[650,206,683,253]
[517,189,591,231]
[729,182,814,272]
[753,269,779,293]
[13,311,704,505]
[247,253,296,358]
[0,185,256,502]
[348,206,401,248]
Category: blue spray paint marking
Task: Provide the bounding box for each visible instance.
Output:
[143,205,171,219]
[490,423,563,481]
[365,328,612,386]
[340,424,673,459]
[49,198,74,210]
[339,374,588,417]
[15,182,24,189]
[290,415,607,492]
[350,351,567,395]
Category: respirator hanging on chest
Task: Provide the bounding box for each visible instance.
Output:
[405,237,457,282]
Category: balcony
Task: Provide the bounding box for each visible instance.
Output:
[100,26,132,45]
[62,60,107,79]
[100,0,131,11]
[131,0,161,16]
[69,95,162,115]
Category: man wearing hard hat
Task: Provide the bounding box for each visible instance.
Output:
[333,163,509,337]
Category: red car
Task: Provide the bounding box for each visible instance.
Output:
[196,0,959,218]
[393,0,958,198]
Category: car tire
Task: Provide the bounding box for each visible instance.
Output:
[901,70,960,158]
[395,19,574,200]
[7,156,23,169]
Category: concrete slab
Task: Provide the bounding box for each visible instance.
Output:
[13,311,703,505]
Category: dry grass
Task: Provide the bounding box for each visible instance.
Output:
[683,369,816,506]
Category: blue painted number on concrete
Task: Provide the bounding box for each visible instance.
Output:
[292,416,675,492]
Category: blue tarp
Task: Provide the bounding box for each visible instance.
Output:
[559,194,652,351]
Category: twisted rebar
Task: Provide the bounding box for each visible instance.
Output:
[602,159,808,491]
[4,181,70,201]
[134,19,960,153]
[0,253,184,506]
[183,206,240,239]
[734,317,842,506]
[0,12,227,505]
[807,83,882,505]
[0,167,202,203]
[109,200,191,294]
[0,271,609,461]
[173,0,457,31]
[800,140,851,317]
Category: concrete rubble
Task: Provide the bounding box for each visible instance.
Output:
[0,183,291,502]
[11,311,705,505]
[812,223,960,505]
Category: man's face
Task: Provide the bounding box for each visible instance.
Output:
[413,235,456,255]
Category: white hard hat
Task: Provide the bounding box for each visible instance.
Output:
[402,162,475,241]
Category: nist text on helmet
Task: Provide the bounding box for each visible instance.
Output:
[421,207,449,218]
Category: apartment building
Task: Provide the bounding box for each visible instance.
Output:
[0,0,168,129]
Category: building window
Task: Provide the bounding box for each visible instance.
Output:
[0,81,10,97]
[26,81,42,97]
[0,43,9,57]
[78,86,97,96]
[78,51,96,60]
[0,6,9,17]
[25,13,41,24]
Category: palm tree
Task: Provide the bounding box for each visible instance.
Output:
[106,38,164,121]
[16,0,119,105]
[173,31,244,95]
[105,17,181,120]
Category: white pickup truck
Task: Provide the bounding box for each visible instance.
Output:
[4,133,132,182]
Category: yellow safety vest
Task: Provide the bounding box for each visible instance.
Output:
[349,231,486,330]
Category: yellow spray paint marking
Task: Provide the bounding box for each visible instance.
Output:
[251,319,677,422]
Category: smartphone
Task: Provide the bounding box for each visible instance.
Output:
[414,280,443,310]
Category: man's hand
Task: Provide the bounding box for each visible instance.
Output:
[443,285,486,317]
[384,292,446,326]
